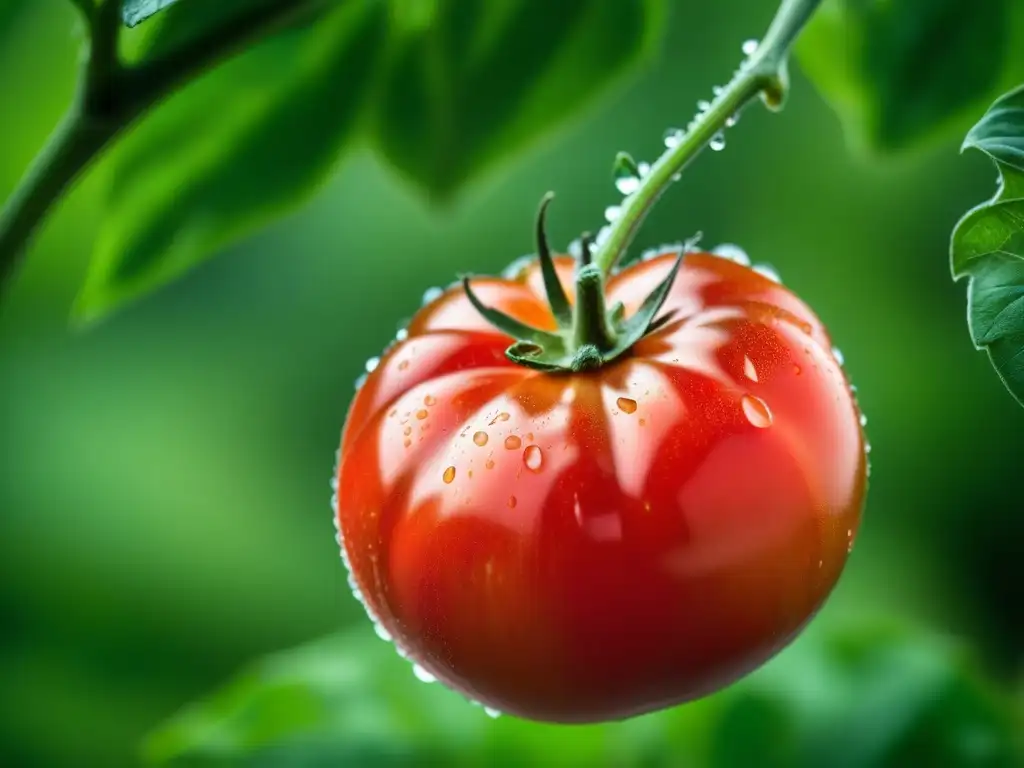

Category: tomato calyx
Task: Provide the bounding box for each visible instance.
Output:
[462,193,684,373]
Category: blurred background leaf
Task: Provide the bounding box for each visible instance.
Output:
[77,0,386,321]
[146,619,1023,767]
[3,1,1024,766]
[373,0,665,200]
[796,0,1024,155]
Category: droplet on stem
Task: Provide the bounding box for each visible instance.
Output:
[742,38,758,56]
[709,131,726,151]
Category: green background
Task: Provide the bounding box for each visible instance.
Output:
[1,1,1021,765]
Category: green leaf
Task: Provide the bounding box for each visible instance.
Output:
[796,0,1024,154]
[123,0,178,28]
[373,0,666,200]
[951,84,1024,407]
[146,619,1023,767]
[76,1,387,321]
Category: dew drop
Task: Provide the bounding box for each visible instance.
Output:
[507,495,517,508]
[741,394,773,428]
[416,409,428,420]
[725,113,739,128]
[742,38,759,56]
[832,346,845,366]
[365,357,380,373]
[753,263,781,282]
[443,466,456,484]
[395,327,409,342]
[637,161,651,177]
[504,435,522,450]
[743,355,759,382]
[421,286,443,305]
[490,412,510,425]
[523,445,544,472]
[412,664,437,683]
[424,394,436,406]
[663,127,683,148]
[709,132,726,151]
[616,396,638,414]
[604,205,621,222]
[373,624,392,642]
[613,152,642,194]
[354,373,367,391]
[696,99,711,113]
[403,438,412,448]
[403,426,412,436]
[485,459,495,469]
[793,364,803,376]
[712,243,751,266]
[484,707,502,719]
[473,431,489,446]
[859,413,868,427]
[712,85,724,97]
[616,175,640,195]
[398,360,410,371]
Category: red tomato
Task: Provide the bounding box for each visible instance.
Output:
[335,249,866,723]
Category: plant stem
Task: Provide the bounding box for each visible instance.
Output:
[0,0,329,305]
[593,0,825,275]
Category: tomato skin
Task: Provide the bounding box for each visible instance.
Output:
[336,251,866,723]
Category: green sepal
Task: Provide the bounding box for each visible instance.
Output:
[535,193,573,327]
[460,276,562,345]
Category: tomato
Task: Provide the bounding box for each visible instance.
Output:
[335,244,866,724]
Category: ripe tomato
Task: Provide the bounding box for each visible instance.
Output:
[335,246,866,724]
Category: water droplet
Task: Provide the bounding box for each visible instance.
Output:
[473,431,489,446]
[753,264,781,282]
[413,663,436,683]
[743,355,758,382]
[523,445,544,472]
[865,442,872,454]
[725,113,739,128]
[354,373,367,391]
[525,432,534,441]
[403,426,412,436]
[616,396,638,414]
[365,357,380,373]
[742,38,758,56]
[709,132,726,151]
[424,394,436,406]
[484,707,502,719]
[793,364,802,375]
[613,152,641,194]
[741,394,773,428]
[712,85,724,96]
[485,459,495,469]
[663,127,683,148]
[504,435,522,450]
[416,409,428,420]
[422,286,443,305]
[403,438,412,448]
[817,559,824,569]
[374,624,392,642]
[859,413,868,427]
[595,225,612,247]
[696,99,711,113]
[712,243,751,266]
[507,495,517,508]
[637,161,651,177]
[443,466,456,484]
[604,205,621,223]
[832,346,845,366]
[639,418,647,426]
[398,360,410,371]
[395,327,409,342]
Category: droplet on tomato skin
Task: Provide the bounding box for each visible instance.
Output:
[354,373,367,391]
[741,394,773,428]
[473,431,488,446]
[859,413,868,427]
[424,394,436,406]
[639,418,647,427]
[793,364,803,376]
[753,263,781,283]
[403,438,412,448]
[413,664,436,683]
[443,466,456,484]
[490,412,510,425]
[743,355,758,382]
[504,435,522,450]
[484,707,502,719]
[403,426,412,436]
[507,495,517,508]
[421,286,443,305]
[374,624,393,642]
[416,409,429,420]
[832,346,845,366]
[485,458,495,470]
[616,396,638,414]
[396,359,409,371]
[523,445,544,472]
[712,243,751,266]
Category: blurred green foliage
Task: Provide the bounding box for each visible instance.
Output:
[2,0,1024,766]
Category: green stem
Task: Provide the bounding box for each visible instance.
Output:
[0,0,330,305]
[572,264,618,351]
[593,0,825,275]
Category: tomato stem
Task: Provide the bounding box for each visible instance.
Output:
[592,0,825,275]
[571,264,618,360]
